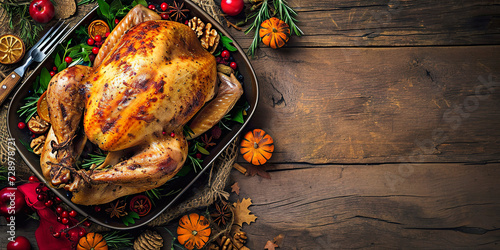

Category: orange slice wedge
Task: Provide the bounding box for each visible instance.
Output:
[88,20,110,40]
[0,34,25,65]
[37,91,50,122]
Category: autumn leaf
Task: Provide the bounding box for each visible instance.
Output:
[274,234,285,246]
[245,165,271,179]
[232,198,257,227]
[264,241,278,250]
[231,182,240,195]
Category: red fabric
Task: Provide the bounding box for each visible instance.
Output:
[18,182,80,250]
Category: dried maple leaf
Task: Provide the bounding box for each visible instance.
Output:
[264,241,278,250]
[232,198,257,227]
[231,182,240,195]
[245,165,271,179]
[274,234,285,246]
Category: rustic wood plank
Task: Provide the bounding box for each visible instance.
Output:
[227,0,500,47]
[240,45,500,164]
[230,163,500,249]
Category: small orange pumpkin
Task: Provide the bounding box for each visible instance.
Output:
[77,233,108,250]
[259,17,290,49]
[177,213,211,250]
[240,129,274,165]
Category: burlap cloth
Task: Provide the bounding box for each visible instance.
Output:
[1,0,235,232]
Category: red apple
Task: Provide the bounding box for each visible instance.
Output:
[221,0,244,16]
[29,0,54,23]
[0,187,26,217]
[7,236,31,250]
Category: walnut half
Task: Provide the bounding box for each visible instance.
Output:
[188,16,205,38]
[28,115,50,134]
[30,135,46,155]
[201,23,220,54]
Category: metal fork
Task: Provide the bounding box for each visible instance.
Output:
[0,21,70,105]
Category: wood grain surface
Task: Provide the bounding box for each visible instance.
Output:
[1,0,500,249]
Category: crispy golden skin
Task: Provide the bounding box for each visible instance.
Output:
[42,15,217,204]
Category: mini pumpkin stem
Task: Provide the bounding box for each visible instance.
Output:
[253,142,259,149]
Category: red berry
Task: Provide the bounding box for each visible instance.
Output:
[61,217,69,224]
[18,122,26,129]
[221,50,230,59]
[94,35,102,42]
[94,206,101,212]
[160,2,168,11]
[230,62,237,69]
[92,47,99,54]
[82,220,91,227]
[184,20,189,25]
[53,232,61,238]
[57,216,61,222]
[89,54,96,62]
[78,230,86,237]
[8,176,16,182]
[148,4,155,10]
[45,200,53,207]
[161,13,169,19]
[87,38,94,46]
[37,194,45,201]
[170,132,175,137]
[114,18,119,24]
[55,197,62,203]
[69,230,79,240]
[50,71,55,77]
[61,210,69,218]
[61,231,67,237]
[56,206,63,214]
[196,153,202,159]
[29,175,39,182]
[69,210,77,217]
[65,57,72,64]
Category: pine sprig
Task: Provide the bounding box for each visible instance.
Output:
[245,0,303,57]
[245,0,270,57]
[0,165,7,183]
[101,231,134,249]
[273,0,303,36]
[80,150,107,169]
[0,0,43,46]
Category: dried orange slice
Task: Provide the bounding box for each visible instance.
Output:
[37,91,50,122]
[88,20,110,40]
[0,34,25,65]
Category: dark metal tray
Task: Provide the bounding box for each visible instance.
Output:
[7,0,258,229]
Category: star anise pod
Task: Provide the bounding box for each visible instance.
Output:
[211,201,232,226]
[201,134,216,149]
[105,200,128,218]
[168,1,190,22]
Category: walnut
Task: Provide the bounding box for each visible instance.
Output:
[27,115,50,134]
[188,17,205,38]
[200,23,220,54]
[30,135,46,155]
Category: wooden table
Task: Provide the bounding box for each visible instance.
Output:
[2,0,500,249]
[225,0,500,248]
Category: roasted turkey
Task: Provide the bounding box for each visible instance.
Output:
[40,5,243,205]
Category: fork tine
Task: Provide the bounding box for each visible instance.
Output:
[40,24,70,54]
[37,21,67,52]
[25,21,63,56]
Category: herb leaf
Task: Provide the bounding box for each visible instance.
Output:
[40,68,51,90]
[221,35,237,52]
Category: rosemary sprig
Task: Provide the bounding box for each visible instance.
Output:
[77,0,96,6]
[80,150,107,169]
[101,231,134,249]
[0,0,43,46]
[273,0,303,36]
[245,0,270,57]
[17,76,44,123]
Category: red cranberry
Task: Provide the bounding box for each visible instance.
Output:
[230,62,237,70]
[94,35,102,42]
[61,217,69,224]
[56,206,63,214]
[50,71,56,77]
[87,38,94,46]
[160,2,168,11]
[61,211,69,218]
[221,50,230,59]
[53,232,61,238]
[18,122,26,130]
[82,220,91,227]
[28,176,39,182]
[69,210,77,217]
[196,153,202,159]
